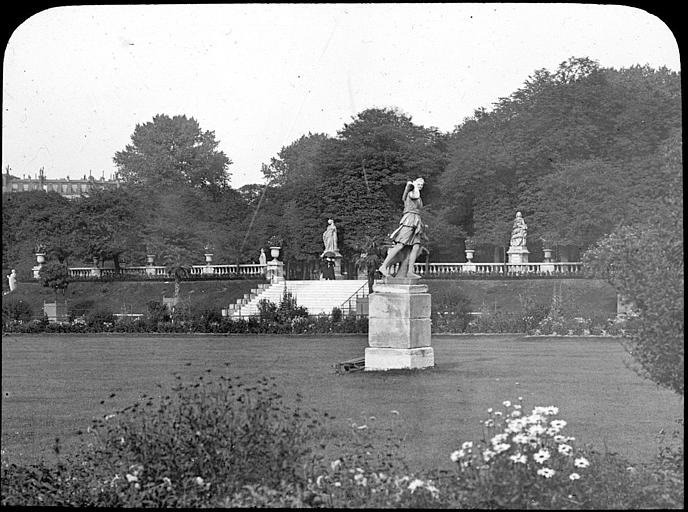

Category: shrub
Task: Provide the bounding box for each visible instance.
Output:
[431,286,472,333]
[85,308,115,329]
[257,298,278,323]
[2,298,33,325]
[276,288,308,323]
[1,374,325,507]
[330,307,342,323]
[584,211,683,395]
[146,300,170,326]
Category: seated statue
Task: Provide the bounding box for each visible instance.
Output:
[510,211,528,247]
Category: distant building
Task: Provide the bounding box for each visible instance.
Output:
[2,167,121,199]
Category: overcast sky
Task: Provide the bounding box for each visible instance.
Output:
[2,3,680,188]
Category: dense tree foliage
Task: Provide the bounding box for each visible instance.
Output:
[583,134,683,395]
[2,59,681,279]
[114,114,232,193]
[440,58,680,261]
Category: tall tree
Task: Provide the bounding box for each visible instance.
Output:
[72,188,145,270]
[114,114,232,193]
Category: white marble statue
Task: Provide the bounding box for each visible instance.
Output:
[259,248,267,266]
[5,269,17,294]
[321,218,339,257]
[378,177,427,278]
[510,211,528,247]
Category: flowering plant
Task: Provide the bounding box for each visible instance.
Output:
[464,237,476,250]
[34,242,47,254]
[450,398,592,508]
[267,235,283,247]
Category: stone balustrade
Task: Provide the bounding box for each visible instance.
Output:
[63,261,582,280]
[66,264,267,280]
[412,261,583,276]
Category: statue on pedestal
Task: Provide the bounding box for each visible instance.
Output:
[320,219,339,257]
[378,178,427,279]
[510,211,528,247]
[259,248,267,266]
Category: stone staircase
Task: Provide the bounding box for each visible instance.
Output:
[225,280,369,318]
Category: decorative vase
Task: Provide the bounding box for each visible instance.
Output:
[146,254,155,265]
[270,247,281,260]
[36,253,46,264]
[204,253,213,264]
[543,248,553,262]
[465,249,475,262]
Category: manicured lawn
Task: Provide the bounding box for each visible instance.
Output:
[1,334,681,471]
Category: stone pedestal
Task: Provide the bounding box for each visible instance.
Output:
[333,254,342,279]
[266,260,284,283]
[507,246,530,273]
[540,249,554,273]
[365,278,434,371]
[44,301,68,323]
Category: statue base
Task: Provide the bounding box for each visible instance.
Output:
[365,280,433,371]
[507,246,530,264]
[364,347,434,371]
[266,261,284,283]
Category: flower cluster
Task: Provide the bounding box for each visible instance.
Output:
[451,399,591,488]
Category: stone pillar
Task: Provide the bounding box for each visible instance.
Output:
[507,246,530,273]
[202,253,214,275]
[333,252,343,279]
[44,301,68,323]
[540,248,555,273]
[145,255,157,277]
[33,252,46,279]
[267,247,284,282]
[365,278,434,371]
[464,249,476,273]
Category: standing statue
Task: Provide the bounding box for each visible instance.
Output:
[259,248,267,266]
[510,211,528,247]
[5,269,17,295]
[378,178,427,279]
[320,218,339,257]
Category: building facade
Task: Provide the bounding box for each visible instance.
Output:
[2,167,121,199]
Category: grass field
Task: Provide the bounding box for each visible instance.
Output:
[2,333,681,472]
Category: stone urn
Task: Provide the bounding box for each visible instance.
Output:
[36,253,46,264]
[543,248,553,262]
[269,246,281,260]
[146,254,155,265]
[204,253,213,264]
[465,249,475,262]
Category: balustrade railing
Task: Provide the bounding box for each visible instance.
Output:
[64,261,582,280]
[66,264,268,280]
[413,261,583,276]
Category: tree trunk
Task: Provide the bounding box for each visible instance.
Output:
[174,280,180,299]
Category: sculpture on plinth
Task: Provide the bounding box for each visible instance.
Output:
[378,178,427,279]
[320,218,342,279]
[320,219,339,257]
[507,211,530,266]
[510,211,528,247]
[366,177,433,371]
